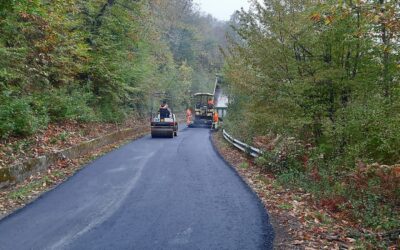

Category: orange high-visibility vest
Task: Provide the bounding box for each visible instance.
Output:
[186,109,192,125]
[213,112,219,122]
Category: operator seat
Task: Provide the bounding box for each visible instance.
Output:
[159,108,170,119]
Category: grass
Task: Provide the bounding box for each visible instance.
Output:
[239,162,249,169]
[7,170,67,201]
[59,131,69,142]
[277,203,293,210]
[256,175,271,185]
[8,181,43,200]
[314,211,333,225]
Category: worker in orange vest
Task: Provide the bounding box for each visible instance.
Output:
[213,111,219,129]
[186,108,192,126]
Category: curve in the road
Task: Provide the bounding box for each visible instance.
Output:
[0,126,274,250]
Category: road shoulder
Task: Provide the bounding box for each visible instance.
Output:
[0,126,149,220]
[210,131,298,249]
[211,130,366,249]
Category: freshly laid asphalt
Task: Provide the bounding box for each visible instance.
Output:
[0,126,274,250]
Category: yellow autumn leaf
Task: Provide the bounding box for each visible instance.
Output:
[325,16,334,25]
[310,13,321,22]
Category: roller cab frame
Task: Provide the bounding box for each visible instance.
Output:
[151,113,178,138]
[150,93,178,138]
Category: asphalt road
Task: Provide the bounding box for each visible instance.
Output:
[0,126,274,250]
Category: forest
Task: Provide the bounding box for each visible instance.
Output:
[1,0,399,245]
[0,0,227,138]
[223,0,399,234]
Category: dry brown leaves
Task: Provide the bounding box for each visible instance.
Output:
[212,132,395,249]
[0,159,78,218]
[0,118,147,168]
[0,121,149,219]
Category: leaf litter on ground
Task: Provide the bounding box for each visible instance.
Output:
[212,131,399,249]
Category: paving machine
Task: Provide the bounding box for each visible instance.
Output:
[189,93,214,128]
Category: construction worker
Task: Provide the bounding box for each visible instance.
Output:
[159,100,170,118]
[160,100,169,110]
[186,108,192,126]
[213,111,219,129]
[208,98,214,108]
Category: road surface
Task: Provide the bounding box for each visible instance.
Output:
[0,127,274,249]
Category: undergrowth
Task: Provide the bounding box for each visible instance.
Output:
[253,137,400,233]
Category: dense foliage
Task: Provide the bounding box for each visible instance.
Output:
[0,0,225,138]
[224,0,399,232]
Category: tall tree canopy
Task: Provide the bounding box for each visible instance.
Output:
[0,0,227,138]
[223,0,400,230]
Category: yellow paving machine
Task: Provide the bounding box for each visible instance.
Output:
[189,93,215,127]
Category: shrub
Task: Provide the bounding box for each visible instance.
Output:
[40,87,96,123]
[97,99,127,123]
[258,137,306,173]
[0,95,41,138]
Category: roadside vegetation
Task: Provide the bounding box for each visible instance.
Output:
[0,0,226,141]
[223,0,400,238]
[213,131,399,248]
[1,0,399,247]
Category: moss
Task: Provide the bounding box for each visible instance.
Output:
[0,168,15,184]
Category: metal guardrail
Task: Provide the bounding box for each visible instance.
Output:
[222,129,263,158]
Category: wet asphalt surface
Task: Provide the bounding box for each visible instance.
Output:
[0,126,274,250]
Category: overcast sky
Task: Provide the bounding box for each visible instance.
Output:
[193,0,251,21]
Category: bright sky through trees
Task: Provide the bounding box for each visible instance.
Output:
[193,0,250,20]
